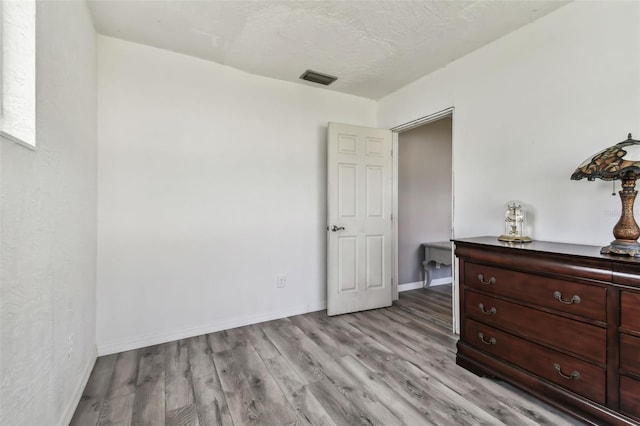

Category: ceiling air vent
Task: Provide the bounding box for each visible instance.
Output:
[299,70,337,86]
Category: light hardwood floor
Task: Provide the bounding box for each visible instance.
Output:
[71,286,585,425]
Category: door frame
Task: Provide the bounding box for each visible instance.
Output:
[389,107,458,332]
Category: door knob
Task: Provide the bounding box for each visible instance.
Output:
[330,225,345,232]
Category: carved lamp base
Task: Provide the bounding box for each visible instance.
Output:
[601,240,640,257]
[603,176,640,257]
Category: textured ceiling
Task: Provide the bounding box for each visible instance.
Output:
[87,0,569,99]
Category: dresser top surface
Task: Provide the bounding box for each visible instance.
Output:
[453,236,640,265]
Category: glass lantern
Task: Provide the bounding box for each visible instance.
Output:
[498,200,532,243]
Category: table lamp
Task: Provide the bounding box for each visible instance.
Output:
[571,133,640,257]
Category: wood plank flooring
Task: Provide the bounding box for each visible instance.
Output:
[71,286,585,425]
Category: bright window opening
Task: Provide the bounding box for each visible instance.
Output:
[1,0,36,148]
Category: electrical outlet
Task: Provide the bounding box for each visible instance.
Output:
[277,274,287,288]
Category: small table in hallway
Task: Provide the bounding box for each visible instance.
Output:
[421,241,452,286]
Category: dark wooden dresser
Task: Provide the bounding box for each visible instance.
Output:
[454,237,640,425]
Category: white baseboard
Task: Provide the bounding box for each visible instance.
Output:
[59,347,97,426]
[97,300,327,356]
[429,277,452,287]
[398,277,452,292]
[398,281,423,292]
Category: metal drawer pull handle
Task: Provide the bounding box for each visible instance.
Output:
[478,274,496,285]
[554,363,580,380]
[478,303,497,315]
[553,291,581,305]
[478,332,496,345]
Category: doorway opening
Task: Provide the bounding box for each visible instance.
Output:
[390,108,455,329]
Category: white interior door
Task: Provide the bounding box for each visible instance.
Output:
[327,122,393,316]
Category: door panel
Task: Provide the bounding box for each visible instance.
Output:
[366,235,384,288]
[327,122,392,316]
[338,164,357,217]
[366,166,383,217]
[338,237,357,292]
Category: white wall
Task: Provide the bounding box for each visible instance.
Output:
[1,0,36,146]
[0,2,97,425]
[379,1,640,246]
[398,118,452,284]
[96,36,376,354]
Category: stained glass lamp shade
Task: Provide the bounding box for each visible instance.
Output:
[571,133,640,257]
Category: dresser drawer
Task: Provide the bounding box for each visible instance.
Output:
[465,318,606,403]
[464,262,606,321]
[465,290,606,363]
[620,334,640,376]
[620,375,640,420]
[621,291,640,332]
